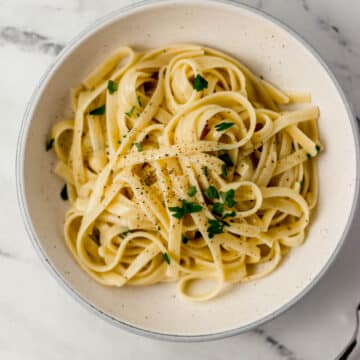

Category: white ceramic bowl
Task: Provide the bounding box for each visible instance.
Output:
[16,0,359,341]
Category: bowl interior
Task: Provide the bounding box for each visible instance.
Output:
[19,0,358,337]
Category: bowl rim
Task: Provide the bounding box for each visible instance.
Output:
[16,0,360,342]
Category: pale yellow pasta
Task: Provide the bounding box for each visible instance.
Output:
[49,44,322,301]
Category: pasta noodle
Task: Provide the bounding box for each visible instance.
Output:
[48,44,322,301]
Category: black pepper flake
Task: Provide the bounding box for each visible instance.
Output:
[46,138,54,151]
[60,184,68,201]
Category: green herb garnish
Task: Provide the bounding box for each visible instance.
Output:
[169,200,203,219]
[134,142,143,152]
[212,202,224,217]
[193,74,208,92]
[221,164,228,177]
[125,106,135,118]
[299,179,304,191]
[306,153,311,160]
[315,144,321,152]
[89,105,106,115]
[219,153,234,167]
[203,166,209,178]
[207,219,225,238]
[188,186,197,197]
[223,211,236,219]
[162,252,171,264]
[122,230,131,237]
[204,185,219,200]
[60,184,68,201]
[220,189,236,208]
[182,234,189,244]
[107,80,118,94]
[46,138,54,151]
[137,95,142,107]
[215,122,234,132]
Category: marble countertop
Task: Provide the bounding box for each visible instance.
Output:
[1,0,360,359]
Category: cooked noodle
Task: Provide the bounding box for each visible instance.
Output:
[49,44,322,301]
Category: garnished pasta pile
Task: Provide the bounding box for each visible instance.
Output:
[48,44,322,301]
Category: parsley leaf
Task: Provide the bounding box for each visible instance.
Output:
[60,184,68,201]
[221,164,228,177]
[203,166,209,177]
[220,189,236,208]
[215,122,234,132]
[125,106,135,118]
[137,95,142,107]
[134,142,143,152]
[162,252,171,264]
[182,234,189,244]
[204,185,219,200]
[89,105,105,115]
[212,202,224,217]
[107,80,118,94]
[46,138,54,151]
[193,74,208,91]
[315,144,321,152]
[188,186,197,197]
[219,153,234,167]
[299,179,304,191]
[207,219,225,238]
[168,200,203,219]
[223,211,236,219]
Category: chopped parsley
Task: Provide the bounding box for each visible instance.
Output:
[219,153,234,167]
[299,179,304,191]
[169,200,203,219]
[315,144,321,152]
[162,252,171,264]
[221,164,228,177]
[207,219,225,238]
[223,211,236,219]
[215,122,234,132]
[134,142,143,152]
[204,185,219,200]
[193,74,208,91]
[89,105,105,115]
[137,95,142,107]
[122,230,131,237]
[212,202,224,217]
[60,184,68,201]
[220,189,236,208]
[107,80,118,94]
[182,234,189,244]
[46,138,54,151]
[306,153,312,160]
[188,186,197,197]
[125,106,135,118]
[203,166,209,178]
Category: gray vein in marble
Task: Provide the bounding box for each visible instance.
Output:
[0,248,16,259]
[253,328,301,360]
[0,26,64,55]
[298,0,358,57]
[300,0,309,12]
[253,0,264,9]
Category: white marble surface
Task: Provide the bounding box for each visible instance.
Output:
[1,0,360,359]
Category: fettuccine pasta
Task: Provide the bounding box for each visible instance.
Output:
[48,44,322,301]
